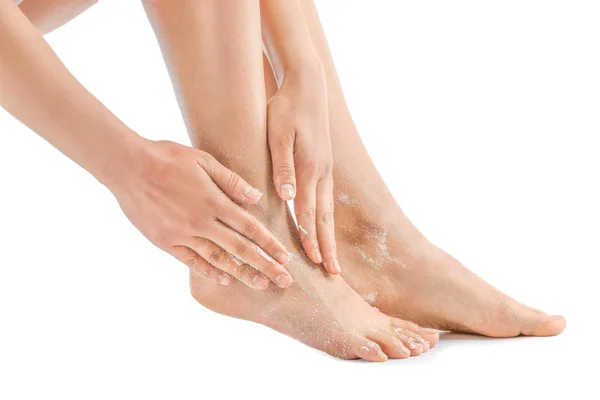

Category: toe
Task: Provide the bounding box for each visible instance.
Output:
[522,313,566,337]
[352,336,388,362]
[391,318,439,348]
[510,303,567,337]
[393,328,427,356]
[419,327,439,347]
[367,331,411,359]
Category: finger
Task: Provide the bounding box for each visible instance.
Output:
[217,200,290,265]
[183,237,271,290]
[316,177,340,274]
[208,221,293,289]
[294,175,321,264]
[169,245,233,286]
[198,153,263,204]
[268,126,297,201]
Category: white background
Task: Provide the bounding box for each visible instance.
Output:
[1,1,598,399]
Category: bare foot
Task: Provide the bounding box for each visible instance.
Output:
[189,192,439,361]
[145,0,439,358]
[284,0,565,339]
[333,184,566,337]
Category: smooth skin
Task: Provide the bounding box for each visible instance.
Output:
[142,0,439,361]
[7,0,564,350]
[264,0,566,337]
[0,0,293,289]
[260,0,339,274]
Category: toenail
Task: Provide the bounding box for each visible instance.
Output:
[366,340,378,350]
[422,328,437,334]
[407,338,421,350]
[398,334,408,341]
[275,273,291,288]
[415,336,425,344]
[395,328,404,334]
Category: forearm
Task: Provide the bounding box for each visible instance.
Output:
[260,0,322,84]
[0,2,144,186]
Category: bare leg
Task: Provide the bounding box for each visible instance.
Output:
[142,0,438,360]
[266,0,566,337]
[19,0,97,34]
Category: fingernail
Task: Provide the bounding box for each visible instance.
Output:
[422,328,437,334]
[275,251,289,265]
[332,259,341,274]
[252,275,269,290]
[298,225,308,240]
[280,184,295,200]
[217,274,232,286]
[275,273,292,288]
[313,248,322,264]
[243,186,263,204]
[324,258,341,274]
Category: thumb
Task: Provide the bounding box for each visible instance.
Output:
[198,153,263,204]
[269,129,297,201]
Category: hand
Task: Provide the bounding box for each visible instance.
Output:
[106,139,292,289]
[267,64,340,274]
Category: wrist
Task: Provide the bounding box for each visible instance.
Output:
[271,52,324,85]
[95,130,153,191]
[279,56,325,90]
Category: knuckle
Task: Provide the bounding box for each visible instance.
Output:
[243,218,260,237]
[189,216,210,234]
[269,124,295,145]
[275,163,295,180]
[227,172,242,193]
[204,193,223,212]
[320,211,335,224]
[280,128,296,146]
[153,230,174,248]
[184,255,199,270]
[209,248,226,265]
[300,207,317,221]
[197,153,216,176]
[234,239,250,255]
[304,159,320,175]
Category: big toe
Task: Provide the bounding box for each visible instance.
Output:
[522,313,566,337]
